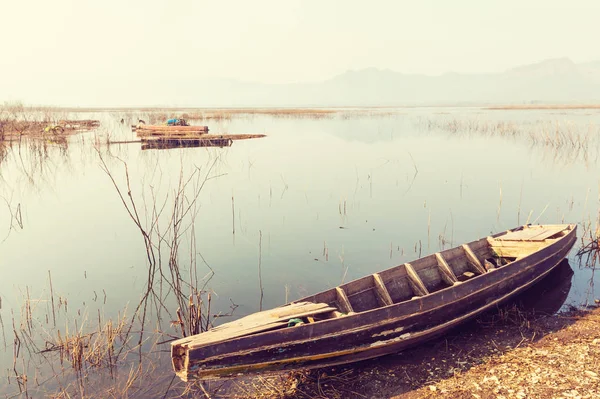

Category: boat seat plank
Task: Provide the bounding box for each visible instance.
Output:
[462,244,487,274]
[178,302,336,349]
[373,273,394,306]
[336,287,355,314]
[487,237,548,258]
[404,263,429,297]
[496,225,566,242]
[435,253,458,284]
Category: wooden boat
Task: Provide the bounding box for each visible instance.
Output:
[171,224,577,381]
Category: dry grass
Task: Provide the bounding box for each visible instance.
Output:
[109,107,402,127]
[151,108,338,122]
[485,104,600,110]
[0,102,99,143]
[39,312,130,375]
[416,116,600,164]
[404,308,600,399]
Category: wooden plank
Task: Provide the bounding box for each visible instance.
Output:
[491,246,544,258]
[142,133,266,141]
[435,253,458,285]
[182,302,336,349]
[137,125,209,132]
[372,273,394,306]
[527,227,567,241]
[496,225,566,241]
[487,236,548,258]
[137,131,209,138]
[404,263,429,297]
[462,244,487,274]
[268,302,335,319]
[336,287,354,314]
[488,237,550,249]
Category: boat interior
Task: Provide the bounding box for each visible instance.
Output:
[300,224,573,322]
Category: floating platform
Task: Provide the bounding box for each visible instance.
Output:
[142,138,233,150]
[140,133,266,150]
[134,125,210,136]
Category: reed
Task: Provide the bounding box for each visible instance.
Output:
[258,230,264,311]
[48,270,56,328]
[415,115,600,163]
[232,195,236,235]
[0,102,99,143]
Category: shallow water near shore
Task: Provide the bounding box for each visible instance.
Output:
[1,107,599,397]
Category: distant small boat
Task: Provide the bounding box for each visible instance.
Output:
[171,224,576,381]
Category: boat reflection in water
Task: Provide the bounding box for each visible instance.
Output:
[141,138,233,151]
[510,258,574,315]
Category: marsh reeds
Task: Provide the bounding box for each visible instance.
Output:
[6,148,228,397]
[0,102,98,144]
[415,115,600,164]
[97,149,225,341]
[485,104,600,110]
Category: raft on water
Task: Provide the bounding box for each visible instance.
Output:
[142,138,234,150]
[140,133,266,150]
[171,224,577,381]
[134,125,210,136]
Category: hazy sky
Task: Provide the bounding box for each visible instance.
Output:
[1,0,599,104]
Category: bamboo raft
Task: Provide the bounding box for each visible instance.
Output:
[140,133,265,149]
[134,125,210,136]
[171,224,577,380]
[142,138,234,150]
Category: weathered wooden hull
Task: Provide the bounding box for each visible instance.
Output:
[172,225,576,380]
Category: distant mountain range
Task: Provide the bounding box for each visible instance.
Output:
[133,57,600,107]
[21,57,600,107]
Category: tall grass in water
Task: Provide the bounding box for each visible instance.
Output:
[96,148,227,339]
[0,101,95,143]
[415,116,600,164]
[2,148,231,398]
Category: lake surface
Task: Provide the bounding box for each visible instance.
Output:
[1,107,599,396]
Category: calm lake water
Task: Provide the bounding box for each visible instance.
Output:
[1,107,599,396]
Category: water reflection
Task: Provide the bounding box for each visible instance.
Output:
[511,258,574,314]
[1,108,600,397]
[575,233,600,308]
[141,138,234,151]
